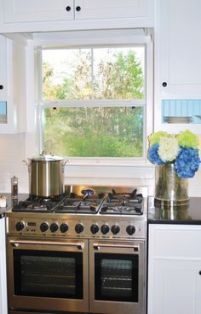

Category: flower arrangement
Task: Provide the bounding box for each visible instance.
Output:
[148,130,201,178]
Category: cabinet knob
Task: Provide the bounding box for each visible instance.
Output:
[162,82,167,87]
[199,271,201,275]
[66,6,71,11]
[76,6,81,12]
[0,85,4,90]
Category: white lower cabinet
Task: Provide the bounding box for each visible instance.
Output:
[0,217,8,314]
[148,224,201,314]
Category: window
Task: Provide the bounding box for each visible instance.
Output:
[38,30,153,162]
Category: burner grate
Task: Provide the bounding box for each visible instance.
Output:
[55,197,103,214]
[99,189,144,215]
[100,202,143,215]
[11,187,145,215]
[12,195,65,213]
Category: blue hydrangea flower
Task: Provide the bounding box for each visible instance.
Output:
[174,148,201,178]
[148,144,165,165]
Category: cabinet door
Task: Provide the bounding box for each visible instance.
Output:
[150,259,201,314]
[0,35,19,133]
[4,0,74,23]
[158,0,201,98]
[0,35,8,127]
[0,35,7,100]
[75,0,153,20]
[148,224,201,314]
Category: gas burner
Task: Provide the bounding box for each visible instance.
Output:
[100,201,143,215]
[99,188,144,215]
[55,197,103,214]
[12,195,64,213]
[108,188,143,202]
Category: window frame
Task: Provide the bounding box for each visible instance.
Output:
[35,29,153,166]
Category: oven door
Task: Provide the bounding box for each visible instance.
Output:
[89,239,146,314]
[7,237,89,313]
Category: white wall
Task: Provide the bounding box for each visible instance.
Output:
[0,133,28,192]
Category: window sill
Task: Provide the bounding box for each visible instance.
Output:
[65,157,154,167]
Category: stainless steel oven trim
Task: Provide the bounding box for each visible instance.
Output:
[89,239,146,314]
[9,239,84,249]
[93,242,140,251]
[7,237,89,313]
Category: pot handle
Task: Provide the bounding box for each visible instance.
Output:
[63,159,69,166]
[62,159,69,173]
[22,159,31,173]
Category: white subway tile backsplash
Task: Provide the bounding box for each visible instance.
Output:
[0,133,28,193]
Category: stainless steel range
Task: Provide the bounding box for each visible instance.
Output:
[6,186,147,314]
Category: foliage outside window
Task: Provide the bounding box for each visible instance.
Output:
[41,46,145,158]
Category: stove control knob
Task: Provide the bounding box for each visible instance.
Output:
[50,223,59,233]
[40,222,49,232]
[126,225,136,235]
[111,224,120,235]
[60,223,68,233]
[101,224,110,235]
[75,223,84,234]
[16,221,25,232]
[90,224,99,234]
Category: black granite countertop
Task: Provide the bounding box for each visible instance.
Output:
[148,196,201,224]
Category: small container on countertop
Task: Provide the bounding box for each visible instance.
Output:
[0,195,6,208]
[11,176,18,201]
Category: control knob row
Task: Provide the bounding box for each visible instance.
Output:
[101,224,120,235]
[40,222,69,233]
[40,222,85,233]
[90,224,135,235]
[40,222,83,234]
[16,221,135,236]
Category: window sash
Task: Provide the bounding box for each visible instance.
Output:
[35,31,153,164]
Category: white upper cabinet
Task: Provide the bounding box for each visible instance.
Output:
[156,0,201,98]
[0,0,154,32]
[0,35,16,133]
[74,0,152,20]
[0,35,26,133]
[0,36,7,101]
[4,0,74,23]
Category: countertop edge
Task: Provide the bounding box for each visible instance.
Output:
[148,219,201,225]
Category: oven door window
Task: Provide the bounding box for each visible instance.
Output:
[13,250,83,299]
[95,253,138,302]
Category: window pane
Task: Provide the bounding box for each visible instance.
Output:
[43,107,143,157]
[42,47,144,100]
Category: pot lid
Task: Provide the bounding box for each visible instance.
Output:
[30,154,64,162]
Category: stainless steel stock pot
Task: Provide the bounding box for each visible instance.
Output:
[25,155,66,198]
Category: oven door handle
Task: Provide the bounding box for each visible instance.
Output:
[93,242,140,252]
[9,239,84,250]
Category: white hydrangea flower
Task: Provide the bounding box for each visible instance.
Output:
[158,136,180,162]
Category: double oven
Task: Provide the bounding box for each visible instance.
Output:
[6,187,147,314]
